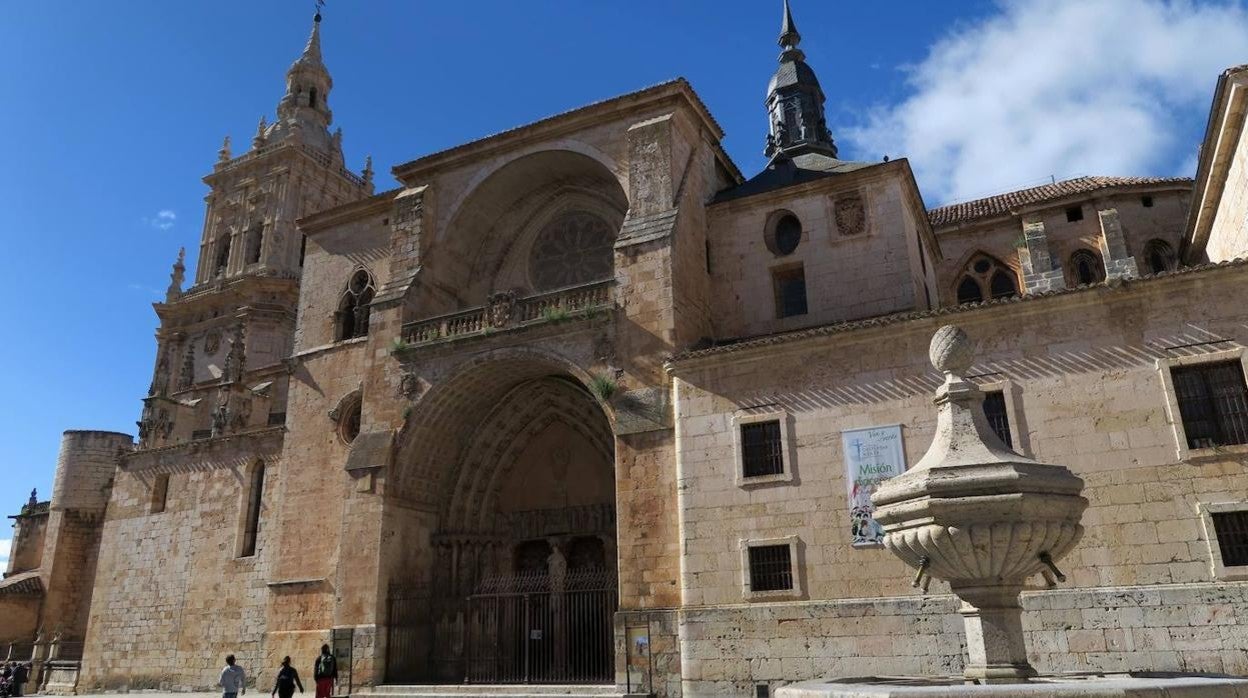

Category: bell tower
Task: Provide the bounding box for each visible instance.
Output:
[137,11,372,449]
[763,0,839,161]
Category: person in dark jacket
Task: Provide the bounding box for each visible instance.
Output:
[312,645,337,698]
[270,657,303,698]
[10,664,27,698]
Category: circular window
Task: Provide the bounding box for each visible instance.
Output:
[338,398,362,444]
[529,211,615,291]
[775,215,802,255]
[765,212,803,256]
[973,259,992,274]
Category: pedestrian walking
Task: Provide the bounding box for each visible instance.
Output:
[10,663,27,698]
[313,645,336,698]
[270,657,303,698]
[219,654,247,698]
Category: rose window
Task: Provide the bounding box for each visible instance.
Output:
[529,211,615,291]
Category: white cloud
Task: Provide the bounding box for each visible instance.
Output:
[0,538,10,570]
[845,0,1248,205]
[143,209,177,230]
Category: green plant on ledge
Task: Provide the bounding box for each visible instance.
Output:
[541,305,571,323]
[390,336,412,354]
[588,373,618,402]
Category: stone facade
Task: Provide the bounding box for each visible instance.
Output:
[9,6,1248,697]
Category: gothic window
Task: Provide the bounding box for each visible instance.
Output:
[955,254,1017,305]
[336,270,375,340]
[1069,249,1105,286]
[215,235,232,276]
[245,224,264,265]
[772,265,807,319]
[1143,239,1175,274]
[239,462,265,558]
[529,210,615,291]
[765,211,802,256]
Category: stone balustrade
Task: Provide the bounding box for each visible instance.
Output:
[400,280,613,347]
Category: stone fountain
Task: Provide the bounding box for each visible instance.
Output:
[778,325,1248,697]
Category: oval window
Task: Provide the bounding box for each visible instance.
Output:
[774,215,802,256]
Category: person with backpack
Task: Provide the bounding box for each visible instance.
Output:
[313,645,337,698]
[270,656,303,698]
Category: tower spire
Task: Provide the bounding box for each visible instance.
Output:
[779,0,801,51]
[763,0,838,161]
[265,9,339,159]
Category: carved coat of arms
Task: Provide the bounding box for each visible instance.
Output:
[834,195,868,237]
[487,290,518,328]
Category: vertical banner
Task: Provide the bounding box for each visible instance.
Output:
[842,425,906,546]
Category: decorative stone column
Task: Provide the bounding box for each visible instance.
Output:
[1096,208,1140,280]
[1018,220,1066,293]
[872,325,1087,683]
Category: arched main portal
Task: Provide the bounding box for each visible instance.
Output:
[386,353,618,685]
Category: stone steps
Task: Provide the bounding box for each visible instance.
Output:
[359,686,645,698]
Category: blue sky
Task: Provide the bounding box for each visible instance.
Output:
[1,0,1245,561]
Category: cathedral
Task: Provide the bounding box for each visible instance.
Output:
[5,3,1248,696]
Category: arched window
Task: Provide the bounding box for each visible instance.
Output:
[244,224,264,265]
[336,270,375,340]
[308,87,318,108]
[1069,249,1105,286]
[215,235,232,276]
[529,210,615,291]
[1143,239,1175,274]
[954,253,1017,305]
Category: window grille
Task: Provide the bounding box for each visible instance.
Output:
[982,391,1013,449]
[748,544,793,592]
[741,420,784,477]
[772,267,807,318]
[1171,361,1248,449]
[1212,510,1248,567]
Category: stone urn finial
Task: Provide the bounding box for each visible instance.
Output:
[871,325,1088,683]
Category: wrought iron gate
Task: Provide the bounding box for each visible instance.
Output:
[466,567,617,684]
[386,585,430,683]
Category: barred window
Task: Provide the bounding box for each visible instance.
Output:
[983,391,1013,449]
[741,420,784,478]
[772,266,807,318]
[1211,510,1248,567]
[1171,361,1248,449]
[748,544,793,592]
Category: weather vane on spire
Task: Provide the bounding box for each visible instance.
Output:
[314,0,324,22]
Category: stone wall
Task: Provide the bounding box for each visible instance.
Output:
[81,458,276,691]
[671,584,1248,697]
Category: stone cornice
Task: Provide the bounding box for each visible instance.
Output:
[121,426,285,474]
[667,257,1248,369]
[1184,64,1248,263]
[297,187,400,233]
[392,79,738,185]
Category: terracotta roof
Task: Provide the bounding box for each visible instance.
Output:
[668,257,1248,365]
[928,176,1193,228]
